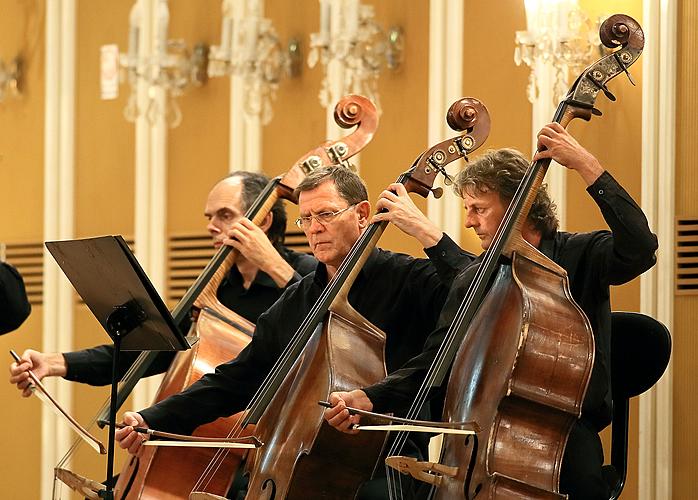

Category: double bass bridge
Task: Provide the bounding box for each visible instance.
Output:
[385,456,459,487]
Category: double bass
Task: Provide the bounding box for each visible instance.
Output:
[191,97,490,500]
[383,14,644,499]
[52,94,379,500]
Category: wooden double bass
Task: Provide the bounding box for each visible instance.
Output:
[52,95,378,500]
[197,97,490,500]
[383,15,644,499]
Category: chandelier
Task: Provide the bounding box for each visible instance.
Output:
[119,0,208,128]
[0,57,22,102]
[514,0,598,103]
[208,0,301,125]
[307,0,403,113]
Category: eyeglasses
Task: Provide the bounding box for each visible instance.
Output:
[295,205,356,229]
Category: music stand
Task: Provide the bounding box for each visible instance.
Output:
[46,235,192,500]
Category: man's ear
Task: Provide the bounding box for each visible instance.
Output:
[356,200,371,228]
[259,212,273,233]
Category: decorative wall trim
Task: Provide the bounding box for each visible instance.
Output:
[132,0,169,410]
[41,0,75,496]
[639,0,676,498]
[230,0,263,173]
[427,0,463,240]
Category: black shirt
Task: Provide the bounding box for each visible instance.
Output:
[140,235,474,435]
[363,171,658,430]
[216,247,316,323]
[0,262,31,335]
[62,248,316,386]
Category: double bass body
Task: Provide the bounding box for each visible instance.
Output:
[114,308,254,499]
[244,309,388,499]
[436,252,594,499]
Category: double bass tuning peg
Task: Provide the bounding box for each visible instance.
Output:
[430,186,444,199]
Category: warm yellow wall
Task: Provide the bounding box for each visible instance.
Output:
[168,0,230,234]
[0,1,44,499]
[263,0,326,231]
[0,1,674,498]
[460,0,534,255]
[674,1,698,497]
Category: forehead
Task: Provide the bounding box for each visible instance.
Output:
[298,180,345,210]
[205,177,244,212]
[462,187,504,207]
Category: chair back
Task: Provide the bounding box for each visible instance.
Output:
[604,311,671,499]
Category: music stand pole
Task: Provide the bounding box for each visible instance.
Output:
[100,300,148,500]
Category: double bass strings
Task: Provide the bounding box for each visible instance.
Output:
[384,138,553,498]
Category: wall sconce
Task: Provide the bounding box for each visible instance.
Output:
[514,0,598,103]
[120,0,208,128]
[307,0,404,113]
[0,57,22,102]
[208,0,301,125]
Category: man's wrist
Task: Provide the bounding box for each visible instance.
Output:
[419,227,443,249]
[266,259,295,288]
[48,353,68,377]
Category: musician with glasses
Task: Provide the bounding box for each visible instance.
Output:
[114,167,474,499]
[9,171,316,392]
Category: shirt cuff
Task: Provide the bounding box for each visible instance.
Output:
[62,351,86,382]
[586,170,614,200]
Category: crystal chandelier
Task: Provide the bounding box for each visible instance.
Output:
[514,0,598,103]
[0,57,22,102]
[208,0,300,125]
[120,0,208,128]
[307,0,403,113]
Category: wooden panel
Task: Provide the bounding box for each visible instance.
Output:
[361,0,430,257]
[2,241,43,305]
[166,230,310,301]
[75,0,135,238]
[0,1,45,498]
[673,1,698,498]
[458,0,533,255]
[168,0,230,234]
[264,0,325,239]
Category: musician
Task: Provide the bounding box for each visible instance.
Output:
[115,166,474,499]
[325,123,658,499]
[0,261,31,335]
[9,171,316,392]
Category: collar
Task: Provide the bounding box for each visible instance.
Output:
[227,265,277,290]
[312,247,381,287]
[538,235,556,260]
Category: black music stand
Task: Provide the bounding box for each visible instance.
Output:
[46,235,192,500]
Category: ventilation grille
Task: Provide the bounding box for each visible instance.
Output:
[167,233,216,302]
[676,218,698,295]
[2,241,43,305]
[2,231,310,306]
[284,229,312,254]
[166,230,311,302]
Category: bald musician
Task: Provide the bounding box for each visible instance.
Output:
[9,171,316,391]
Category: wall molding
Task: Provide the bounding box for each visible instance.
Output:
[427,0,464,240]
[230,0,263,173]
[42,0,75,496]
[132,0,169,410]
[639,1,676,499]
